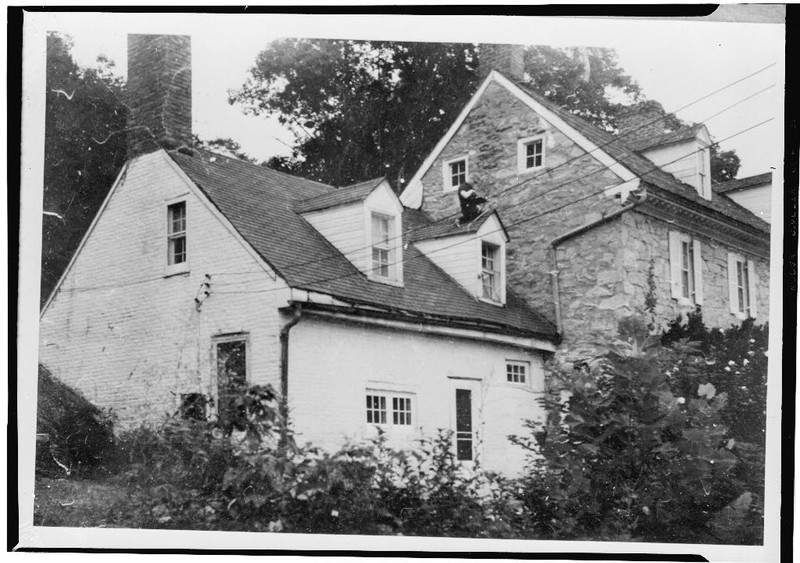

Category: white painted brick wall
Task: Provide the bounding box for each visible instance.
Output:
[39,151,287,428]
[288,316,547,475]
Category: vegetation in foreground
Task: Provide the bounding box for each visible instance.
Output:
[34,315,767,543]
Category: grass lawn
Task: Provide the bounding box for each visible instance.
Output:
[34,476,141,528]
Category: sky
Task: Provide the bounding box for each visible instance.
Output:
[36,11,785,179]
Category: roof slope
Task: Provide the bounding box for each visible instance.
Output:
[714,172,772,194]
[508,78,770,235]
[408,210,499,242]
[170,149,557,340]
[294,177,386,213]
[623,124,706,153]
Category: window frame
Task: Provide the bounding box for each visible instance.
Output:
[479,241,502,304]
[728,252,758,319]
[697,142,712,200]
[165,197,189,276]
[517,135,546,174]
[212,332,250,423]
[364,390,415,431]
[668,231,703,306]
[506,360,530,386]
[369,212,397,282]
[442,155,469,192]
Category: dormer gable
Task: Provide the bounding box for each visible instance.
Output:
[634,124,713,201]
[297,178,404,286]
[411,211,509,305]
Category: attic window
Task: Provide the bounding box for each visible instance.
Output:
[481,242,501,302]
[517,135,546,173]
[697,144,711,200]
[371,213,395,280]
[166,200,188,275]
[443,156,469,192]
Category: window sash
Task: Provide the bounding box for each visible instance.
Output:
[167,202,187,265]
[371,215,393,278]
[481,243,500,301]
[450,160,466,187]
[507,362,527,384]
[525,140,543,168]
[367,393,412,426]
[455,389,473,461]
[366,395,387,424]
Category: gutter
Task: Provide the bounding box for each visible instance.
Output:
[279,303,302,445]
[548,193,645,335]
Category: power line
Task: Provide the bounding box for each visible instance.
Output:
[210,117,772,297]
[260,66,776,274]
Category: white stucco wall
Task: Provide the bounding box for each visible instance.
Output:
[287,316,548,475]
[39,151,287,428]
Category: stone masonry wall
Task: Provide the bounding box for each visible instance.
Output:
[419,81,625,325]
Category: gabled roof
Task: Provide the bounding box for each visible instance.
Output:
[169,149,557,341]
[713,172,772,194]
[507,78,770,236]
[408,209,505,242]
[294,177,386,213]
[623,124,707,153]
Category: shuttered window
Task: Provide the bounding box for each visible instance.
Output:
[727,253,758,318]
[668,231,703,305]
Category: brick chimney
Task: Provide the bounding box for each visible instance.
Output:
[617,100,669,149]
[478,43,525,81]
[127,34,192,158]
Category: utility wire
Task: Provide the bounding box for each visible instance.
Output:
[260,68,776,274]
[210,117,773,297]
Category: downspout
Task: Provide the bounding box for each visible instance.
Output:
[279,303,302,446]
[548,192,646,335]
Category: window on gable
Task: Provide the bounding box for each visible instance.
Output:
[669,231,703,305]
[481,242,501,302]
[506,361,528,385]
[728,253,758,318]
[443,156,469,191]
[167,201,187,266]
[517,135,546,173]
[371,213,395,279]
[366,392,413,428]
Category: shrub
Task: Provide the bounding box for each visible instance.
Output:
[512,320,764,544]
[36,364,115,477]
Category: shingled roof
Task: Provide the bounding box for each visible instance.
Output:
[407,209,505,242]
[713,172,772,194]
[623,124,706,153]
[169,149,557,341]
[294,177,386,213]
[509,77,770,236]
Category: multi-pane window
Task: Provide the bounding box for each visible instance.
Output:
[449,159,467,188]
[727,253,757,319]
[366,393,412,427]
[481,242,500,301]
[366,395,387,424]
[167,201,187,266]
[371,214,392,278]
[680,239,695,300]
[524,139,544,169]
[506,361,528,384]
[736,260,750,315]
[392,397,412,426]
[455,389,473,461]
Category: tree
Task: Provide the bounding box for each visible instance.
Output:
[193,135,258,164]
[231,39,480,188]
[709,145,741,184]
[42,32,128,304]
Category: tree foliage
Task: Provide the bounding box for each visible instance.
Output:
[709,145,742,184]
[42,32,128,304]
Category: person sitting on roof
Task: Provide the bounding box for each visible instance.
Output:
[457,181,488,225]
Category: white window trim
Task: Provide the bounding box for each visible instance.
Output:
[442,155,469,193]
[364,390,416,431]
[366,210,403,286]
[505,360,530,388]
[668,231,703,306]
[450,380,481,465]
[476,238,506,306]
[727,252,758,319]
[517,134,546,174]
[697,142,712,200]
[165,195,190,277]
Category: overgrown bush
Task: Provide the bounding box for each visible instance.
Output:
[36,364,115,477]
[512,317,767,544]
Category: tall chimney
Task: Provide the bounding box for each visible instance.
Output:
[478,43,525,82]
[617,100,669,149]
[127,34,192,158]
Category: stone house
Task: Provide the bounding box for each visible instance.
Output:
[38,35,559,474]
[713,172,774,223]
[400,45,770,360]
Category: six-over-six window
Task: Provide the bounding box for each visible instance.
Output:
[366,393,412,427]
[481,242,501,302]
[167,201,187,266]
[371,213,394,279]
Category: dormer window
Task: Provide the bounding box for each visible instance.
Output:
[371,213,395,279]
[517,135,546,173]
[481,242,501,302]
[443,155,469,191]
[697,144,711,199]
